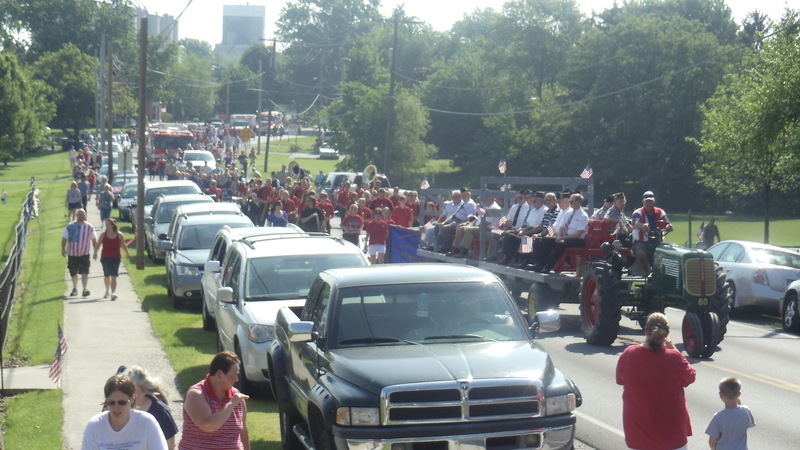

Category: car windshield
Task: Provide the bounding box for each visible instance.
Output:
[121,185,138,198]
[145,186,201,205]
[178,223,249,250]
[750,248,800,269]
[245,254,366,301]
[332,282,527,347]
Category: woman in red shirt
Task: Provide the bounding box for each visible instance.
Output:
[340,204,364,247]
[616,313,696,450]
[93,218,130,301]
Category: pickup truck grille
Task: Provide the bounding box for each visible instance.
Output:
[381,379,542,425]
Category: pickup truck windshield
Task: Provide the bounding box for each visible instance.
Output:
[333,282,527,347]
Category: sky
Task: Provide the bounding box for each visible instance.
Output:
[135,0,793,46]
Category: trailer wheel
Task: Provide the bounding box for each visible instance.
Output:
[580,263,621,346]
[528,282,559,314]
[712,266,731,344]
[701,312,720,358]
[682,312,704,358]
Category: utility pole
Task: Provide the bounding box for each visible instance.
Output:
[257,59,262,155]
[383,12,399,175]
[99,34,105,143]
[263,38,277,174]
[136,17,148,270]
[107,40,114,184]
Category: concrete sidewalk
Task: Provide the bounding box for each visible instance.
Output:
[60,205,183,448]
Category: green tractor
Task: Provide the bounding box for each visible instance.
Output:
[580,242,730,358]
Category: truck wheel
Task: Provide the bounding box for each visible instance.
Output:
[701,312,720,358]
[580,263,621,346]
[782,292,800,332]
[528,282,558,315]
[682,312,704,358]
[279,406,303,450]
[712,267,731,344]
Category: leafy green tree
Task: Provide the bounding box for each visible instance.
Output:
[695,12,800,242]
[161,50,217,121]
[0,53,53,160]
[323,83,435,186]
[33,44,96,139]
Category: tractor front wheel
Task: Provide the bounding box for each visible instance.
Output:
[580,263,622,346]
[682,312,704,358]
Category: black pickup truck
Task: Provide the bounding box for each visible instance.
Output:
[267,264,582,450]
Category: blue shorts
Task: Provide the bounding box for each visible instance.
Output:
[100,257,121,277]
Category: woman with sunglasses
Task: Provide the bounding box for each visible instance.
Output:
[82,374,168,449]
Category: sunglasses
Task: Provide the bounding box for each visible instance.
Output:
[105,399,130,407]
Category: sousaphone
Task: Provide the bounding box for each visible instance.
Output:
[288,160,302,178]
[363,164,378,186]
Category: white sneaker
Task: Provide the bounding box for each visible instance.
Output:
[110,293,117,301]
[103,291,110,299]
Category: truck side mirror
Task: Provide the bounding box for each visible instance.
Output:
[529,310,560,339]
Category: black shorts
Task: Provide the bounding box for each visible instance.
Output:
[100,257,121,277]
[68,202,82,210]
[67,255,91,276]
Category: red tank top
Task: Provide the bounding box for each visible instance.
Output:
[101,232,122,258]
[180,376,245,449]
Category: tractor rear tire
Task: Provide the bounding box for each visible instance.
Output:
[682,312,704,358]
[580,263,622,346]
[712,266,731,344]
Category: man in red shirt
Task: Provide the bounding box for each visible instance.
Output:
[356,198,373,221]
[389,187,402,207]
[204,179,223,202]
[390,196,413,227]
[369,188,393,212]
[336,181,353,218]
[317,191,336,234]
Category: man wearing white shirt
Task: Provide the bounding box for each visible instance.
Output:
[485,192,528,262]
[537,193,589,273]
[433,190,468,253]
[507,191,547,267]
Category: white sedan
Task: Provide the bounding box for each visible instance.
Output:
[706,240,800,313]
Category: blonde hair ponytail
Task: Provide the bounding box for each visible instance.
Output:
[644,313,669,351]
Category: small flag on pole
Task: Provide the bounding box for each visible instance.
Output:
[519,236,534,254]
[580,165,593,179]
[498,158,507,175]
[49,323,68,384]
[420,179,430,190]
[697,221,705,241]
[500,184,511,191]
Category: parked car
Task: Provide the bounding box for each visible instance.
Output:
[200,225,305,331]
[318,145,339,160]
[160,213,253,308]
[182,149,216,171]
[129,180,203,225]
[111,175,138,206]
[145,194,213,262]
[117,182,142,222]
[706,240,800,312]
[214,234,370,394]
[781,280,800,332]
[162,202,244,250]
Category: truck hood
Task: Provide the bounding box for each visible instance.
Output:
[328,341,552,393]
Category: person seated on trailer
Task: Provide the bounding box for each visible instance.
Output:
[592,195,614,220]
[433,188,473,254]
[603,192,633,245]
[484,191,529,262]
[533,192,589,273]
[631,190,673,274]
[508,191,548,268]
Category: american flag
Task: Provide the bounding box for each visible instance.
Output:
[545,225,555,237]
[498,158,507,175]
[497,216,508,228]
[500,184,512,191]
[420,179,430,190]
[697,221,705,240]
[49,323,68,384]
[580,165,593,179]
[475,206,486,217]
[519,236,534,253]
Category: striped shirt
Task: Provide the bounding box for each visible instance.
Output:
[62,222,96,256]
[180,375,245,450]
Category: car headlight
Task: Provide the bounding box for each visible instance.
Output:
[545,393,576,416]
[177,265,200,276]
[247,324,275,343]
[336,407,380,426]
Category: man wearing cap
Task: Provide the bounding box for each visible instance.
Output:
[631,190,673,274]
[592,195,614,220]
[603,192,632,241]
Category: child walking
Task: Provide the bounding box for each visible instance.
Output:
[705,377,755,449]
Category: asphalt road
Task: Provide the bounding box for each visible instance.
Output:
[535,304,800,449]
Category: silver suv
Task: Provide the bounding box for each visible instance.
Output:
[201,225,304,330]
[213,235,369,394]
[145,193,213,262]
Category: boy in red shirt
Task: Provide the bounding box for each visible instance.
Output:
[340,204,364,247]
[390,196,413,227]
[365,207,389,264]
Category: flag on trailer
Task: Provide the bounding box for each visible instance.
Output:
[580,165,593,179]
[519,236,534,254]
[49,323,68,384]
[419,179,430,190]
[475,206,486,217]
[500,184,512,191]
[546,225,555,237]
[498,158,507,175]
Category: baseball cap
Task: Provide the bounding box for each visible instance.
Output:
[642,191,655,201]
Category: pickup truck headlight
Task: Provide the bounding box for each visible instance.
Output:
[545,393,576,416]
[176,265,200,276]
[248,324,275,343]
[336,407,380,426]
